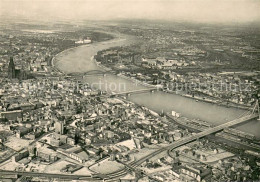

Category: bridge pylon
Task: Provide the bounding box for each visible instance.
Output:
[257,100,260,120]
[252,100,260,120]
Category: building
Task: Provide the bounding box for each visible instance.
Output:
[7,56,28,80]
[28,146,37,156]
[55,120,65,134]
[57,148,88,163]
[8,57,16,79]
[37,146,58,162]
[68,152,87,163]
[67,137,75,145]
[0,110,23,121]
[50,138,61,147]
[133,137,144,149]
[180,165,212,182]
[60,135,68,143]
[12,150,29,162]
[15,126,33,138]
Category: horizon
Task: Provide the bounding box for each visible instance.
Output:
[1,0,260,24]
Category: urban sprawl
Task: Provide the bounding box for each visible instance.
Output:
[0,22,260,182]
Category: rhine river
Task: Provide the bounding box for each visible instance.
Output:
[54,34,260,139]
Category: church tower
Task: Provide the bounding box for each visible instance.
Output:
[8,56,16,79]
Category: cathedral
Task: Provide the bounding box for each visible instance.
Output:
[8,56,16,79]
[7,56,28,80]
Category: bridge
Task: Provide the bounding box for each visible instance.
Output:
[1,102,259,181]
[83,70,115,77]
[0,170,102,181]
[114,160,160,181]
[132,101,259,164]
[110,88,158,97]
[103,101,260,181]
[67,70,115,78]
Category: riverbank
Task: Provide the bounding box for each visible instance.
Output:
[177,92,251,110]
[119,95,257,152]
[116,73,159,89]
[94,59,252,111]
[51,32,251,112]
[51,46,79,75]
[51,31,260,138]
[102,68,252,111]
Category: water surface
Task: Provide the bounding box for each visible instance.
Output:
[54,35,260,139]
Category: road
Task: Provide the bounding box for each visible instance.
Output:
[0,131,53,164]
[0,170,102,181]
[103,113,258,181]
[0,113,257,181]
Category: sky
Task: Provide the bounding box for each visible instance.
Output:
[0,0,260,23]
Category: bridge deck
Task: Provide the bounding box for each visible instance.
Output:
[0,114,257,180]
[111,88,157,96]
[129,113,258,168]
[0,170,99,181]
[166,113,258,149]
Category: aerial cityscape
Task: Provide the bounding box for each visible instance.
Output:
[0,0,260,181]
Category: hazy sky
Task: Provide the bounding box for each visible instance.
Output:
[1,0,260,23]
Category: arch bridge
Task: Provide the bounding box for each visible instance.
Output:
[66,69,116,78]
[83,70,111,76]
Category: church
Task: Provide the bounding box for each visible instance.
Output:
[8,56,28,80]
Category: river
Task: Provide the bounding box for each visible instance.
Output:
[54,34,260,139]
